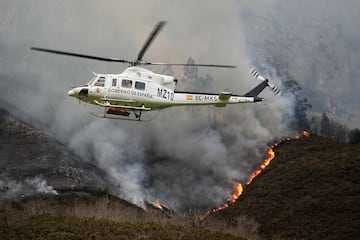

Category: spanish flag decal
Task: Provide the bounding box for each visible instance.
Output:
[186,95,193,100]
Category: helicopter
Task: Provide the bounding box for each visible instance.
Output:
[31,21,280,121]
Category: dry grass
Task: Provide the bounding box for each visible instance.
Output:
[0,208,245,240]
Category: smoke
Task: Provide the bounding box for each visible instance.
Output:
[0,175,58,200]
[1,1,357,211]
[69,120,147,207]
[238,0,360,127]
[25,177,59,195]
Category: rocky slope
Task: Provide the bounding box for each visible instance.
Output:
[0,107,112,197]
[0,106,179,224]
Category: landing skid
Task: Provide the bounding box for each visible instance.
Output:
[91,108,143,121]
[91,108,160,122]
[91,112,144,122]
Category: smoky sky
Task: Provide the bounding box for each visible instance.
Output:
[0,0,358,211]
[238,0,360,127]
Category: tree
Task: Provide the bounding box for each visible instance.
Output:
[183,57,198,79]
[182,57,214,90]
[162,65,174,76]
[320,112,332,138]
[282,77,312,131]
[266,56,312,131]
[332,122,348,142]
[348,128,360,144]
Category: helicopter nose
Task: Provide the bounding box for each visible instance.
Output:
[67,88,77,97]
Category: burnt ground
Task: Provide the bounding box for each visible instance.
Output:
[208,135,360,239]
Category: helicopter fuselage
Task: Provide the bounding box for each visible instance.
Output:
[68,66,260,115]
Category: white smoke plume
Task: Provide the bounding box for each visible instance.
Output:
[25,177,59,195]
[69,120,147,207]
[0,175,58,200]
[1,1,357,211]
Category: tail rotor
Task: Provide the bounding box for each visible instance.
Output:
[250,68,280,95]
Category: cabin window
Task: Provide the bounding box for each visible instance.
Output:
[94,76,105,87]
[121,79,132,88]
[135,81,145,90]
[112,78,117,87]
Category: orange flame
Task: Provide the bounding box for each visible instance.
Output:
[246,147,275,185]
[200,131,310,221]
[246,131,310,185]
[302,130,310,137]
[199,182,243,221]
[154,201,164,210]
[230,182,244,203]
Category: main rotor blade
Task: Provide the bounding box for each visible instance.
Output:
[31,47,131,63]
[141,62,237,68]
[137,21,166,61]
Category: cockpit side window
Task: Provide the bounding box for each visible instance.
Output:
[122,79,132,88]
[135,81,145,90]
[112,78,117,87]
[94,76,105,87]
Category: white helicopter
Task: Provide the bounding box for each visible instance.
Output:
[31,21,280,121]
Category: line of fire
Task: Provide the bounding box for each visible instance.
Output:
[151,131,310,221]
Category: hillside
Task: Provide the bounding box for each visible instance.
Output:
[0,107,245,239]
[0,107,115,196]
[1,106,360,239]
[208,135,360,239]
[0,107,163,220]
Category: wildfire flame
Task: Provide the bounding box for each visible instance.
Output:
[200,131,310,221]
[230,182,244,203]
[246,147,275,185]
[246,131,309,185]
[302,131,310,137]
[154,201,164,210]
[199,182,244,221]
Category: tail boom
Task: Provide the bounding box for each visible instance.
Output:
[171,91,260,107]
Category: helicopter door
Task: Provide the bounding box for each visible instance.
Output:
[107,76,119,98]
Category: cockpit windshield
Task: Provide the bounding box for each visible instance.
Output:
[87,75,106,87]
[94,76,105,87]
[87,75,98,86]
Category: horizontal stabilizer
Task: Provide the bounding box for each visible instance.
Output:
[219,91,232,101]
[215,103,227,107]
